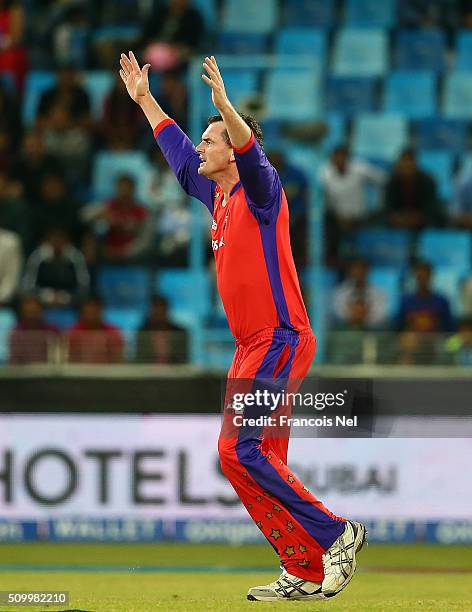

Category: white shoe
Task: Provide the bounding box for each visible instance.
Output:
[321,520,367,597]
[247,569,324,601]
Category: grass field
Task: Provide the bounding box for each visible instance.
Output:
[0,543,470,611]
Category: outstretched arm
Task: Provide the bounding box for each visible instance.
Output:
[202,56,279,211]
[119,52,215,213]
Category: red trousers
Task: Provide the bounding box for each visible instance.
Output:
[218,328,345,582]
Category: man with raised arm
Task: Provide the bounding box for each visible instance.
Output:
[119,51,366,602]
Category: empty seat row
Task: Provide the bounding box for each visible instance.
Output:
[222,0,399,32]
[354,228,472,275]
[218,27,472,75]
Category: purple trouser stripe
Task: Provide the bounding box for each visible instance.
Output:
[236,330,345,551]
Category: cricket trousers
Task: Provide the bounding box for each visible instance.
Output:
[218,327,346,582]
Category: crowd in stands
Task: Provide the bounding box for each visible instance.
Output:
[1,0,472,366]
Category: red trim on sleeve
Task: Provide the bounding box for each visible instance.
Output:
[233,132,255,154]
[153,118,176,139]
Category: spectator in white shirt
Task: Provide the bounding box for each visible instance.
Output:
[319,144,386,223]
[0,227,22,306]
[333,258,389,329]
[319,145,386,261]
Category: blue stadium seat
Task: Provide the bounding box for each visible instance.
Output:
[344,0,396,28]
[325,77,377,115]
[82,72,113,118]
[23,70,56,125]
[414,118,468,153]
[383,70,436,119]
[156,269,211,327]
[352,114,408,163]
[455,31,472,70]
[265,67,321,120]
[192,0,217,29]
[417,229,472,274]
[44,308,78,330]
[432,267,464,317]
[332,29,388,77]
[321,112,347,152]
[92,25,140,43]
[98,266,151,309]
[418,150,455,201]
[274,28,326,61]
[0,308,15,364]
[93,151,152,203]
[285,0,335,27]
[284,144,324,179]
[217,32,268,55]
[222,0,278,33]
[368,267,402,319]
[104,307,145,330]
[204,68,259,116]
[354,228,412,266]
[394,29,446,71]
[443,72,472,119]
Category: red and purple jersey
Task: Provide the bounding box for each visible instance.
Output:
[154,118,311,341]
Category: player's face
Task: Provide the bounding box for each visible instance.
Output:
[196,123,233,178]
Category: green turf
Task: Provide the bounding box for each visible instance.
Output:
[0,544,470,612]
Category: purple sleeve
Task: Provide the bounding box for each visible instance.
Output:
[154,119,215,214]
[233,133,281,219]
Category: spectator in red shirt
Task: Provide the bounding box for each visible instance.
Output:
[0,0,27,92]
[83,174,152,264]
[9,295,58,364]
[99,73,144,149]
[67,296,123,363]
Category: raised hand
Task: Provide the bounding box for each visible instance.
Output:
[202,56,231,112]
[119,51,151,104]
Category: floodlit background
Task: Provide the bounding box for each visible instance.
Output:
[0,1,471,610]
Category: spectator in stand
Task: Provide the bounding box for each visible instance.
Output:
[50,3,91,69]
[141,0,204,71]
[445,317,472,366]
[37,65,91,129]
[464,276,472,316]
[450,168,472,229]
[157,70,188,132]
[0,81,21,148]
[0,170,31,252]
[0,226,21,306]
[384,148,444,230]
[397,260,453,333]
[12,129,63,203]
[136,295,188,364]
[9,295,58,364]
[82,174,152,264]
[42,102,91,183]
[318,144,386,261]
[67,296,123,363]
[33,172,84,249]
[37,65,90,123]
[333,258,388,329]
[146,147,189,267]
[22,228,89,308]
[398,0,459,29]
[0,0,27,91]
[267,150,309,269]
[99,72,144,149]
[0,124,13,174]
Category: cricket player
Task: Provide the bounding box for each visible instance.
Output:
[119,51,366,601]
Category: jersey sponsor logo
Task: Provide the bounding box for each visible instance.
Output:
[211,219,217,231]
[212,237,225,251]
